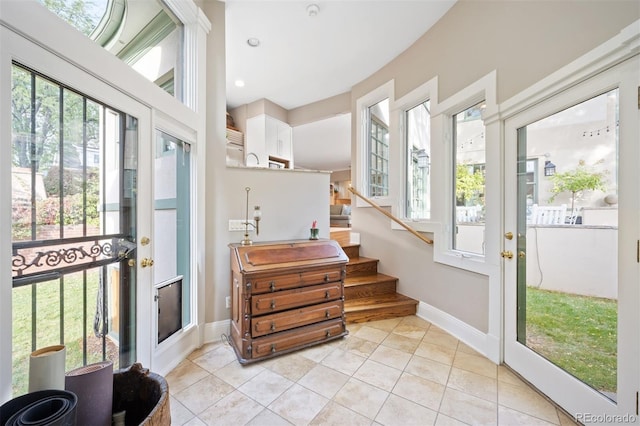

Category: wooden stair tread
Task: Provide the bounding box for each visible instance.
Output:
[346,256,378,265]
[344,273,397,287]
[344,293,418,311]
[339,243,360,249]
[331,234,418,323]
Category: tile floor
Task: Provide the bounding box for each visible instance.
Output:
[165,316,577,426]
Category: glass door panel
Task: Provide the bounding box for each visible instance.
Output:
[517,89,619,398]
[153,130,191,345]
[10,63,138,395]
[504,55,639,418]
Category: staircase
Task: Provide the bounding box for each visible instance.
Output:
[330,229,418,323]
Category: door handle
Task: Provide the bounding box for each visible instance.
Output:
[141,258,154,268]
[500,251,514,259]
[519,251,526,259]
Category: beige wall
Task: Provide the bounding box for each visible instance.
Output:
[350,0,638,333]
[288,92,351,127]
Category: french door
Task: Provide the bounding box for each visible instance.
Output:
[3,27,156,397]
[504,55,640,419]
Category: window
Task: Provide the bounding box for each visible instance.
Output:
[405,100,431,219]
[368,99,390,197]
[39,0,182,98]
[453,101,486,254]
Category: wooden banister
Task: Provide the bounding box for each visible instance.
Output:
[347,187,433,245]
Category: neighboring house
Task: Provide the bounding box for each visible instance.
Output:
[1,0,638,420]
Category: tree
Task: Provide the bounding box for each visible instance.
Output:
[456,164,484,206]
[548,160,608,214]
[41,0,98,37]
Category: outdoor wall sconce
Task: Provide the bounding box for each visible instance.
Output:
[416,148,430,174]
[241,187,261,246]
[544,160,556,176]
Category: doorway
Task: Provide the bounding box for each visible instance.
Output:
[10,62,140,395]
[504,55,640,418]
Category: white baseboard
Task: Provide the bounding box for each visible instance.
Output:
[152,325,199,377]
[416,301,500,364]
[204,319,231,343]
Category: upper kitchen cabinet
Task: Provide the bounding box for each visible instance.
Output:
[246,114,294,169]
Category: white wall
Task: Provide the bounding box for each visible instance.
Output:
[526,226,617,299]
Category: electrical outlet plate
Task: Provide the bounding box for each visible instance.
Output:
[225,296,231,309]
[228,219,255,231]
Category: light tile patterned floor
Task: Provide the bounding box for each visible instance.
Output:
[165,316,577,426]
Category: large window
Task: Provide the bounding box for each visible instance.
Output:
[368,98,390,197]
[453,101,486,254]
[405,100,431,219]
[39,0,182,98]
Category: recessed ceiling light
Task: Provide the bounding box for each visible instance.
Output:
[234,80,245,88]
[307,4,319,17]
[247,38,260,47]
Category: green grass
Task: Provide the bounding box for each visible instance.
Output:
[526,286,617,393]
[12,270,110,396]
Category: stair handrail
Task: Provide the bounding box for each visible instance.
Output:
[347,186,434,245]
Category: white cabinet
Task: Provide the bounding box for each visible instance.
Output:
[246,115,293,168]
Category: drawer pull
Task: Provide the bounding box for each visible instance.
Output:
[325,290,330,299]
[325,310,330,318]
[324,274,330,282]
[326,330,331,338]
[270,281,276,292]
[271,344,277,353]
[270,322,276,332]
[270,300,276,309]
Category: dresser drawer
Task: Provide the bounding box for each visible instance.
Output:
[250,272,301,294]
[251,300,343,337]
[251,318,345,359]
[253,282,342,316]
[300,268,343,286]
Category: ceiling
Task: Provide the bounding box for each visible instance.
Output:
[224,0,456,172]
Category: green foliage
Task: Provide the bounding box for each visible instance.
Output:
[12,170,100,240]
[41,0,97,37]
[526,287,616,392]
[12,66,61,171]
[548,160,607,211]
[456,164,484,206]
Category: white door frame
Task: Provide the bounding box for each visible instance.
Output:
[501,31,639,417]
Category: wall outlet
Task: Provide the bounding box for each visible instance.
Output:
[228,219,255,231]
[225,296,231,309]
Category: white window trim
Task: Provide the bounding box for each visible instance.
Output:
[355,80,394,208]
[431,71,498,275]
[390,76,439,234]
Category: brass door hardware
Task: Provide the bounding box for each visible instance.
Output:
[141,258,154,268]
[500,251,514,259]
[504,232,513,240]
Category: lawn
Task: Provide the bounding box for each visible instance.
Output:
[526,286,617,394]
[11,269,117,396]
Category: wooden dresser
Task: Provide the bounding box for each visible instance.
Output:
[228,239,349,364]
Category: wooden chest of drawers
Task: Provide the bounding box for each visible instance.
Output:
[228,239,349,364]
